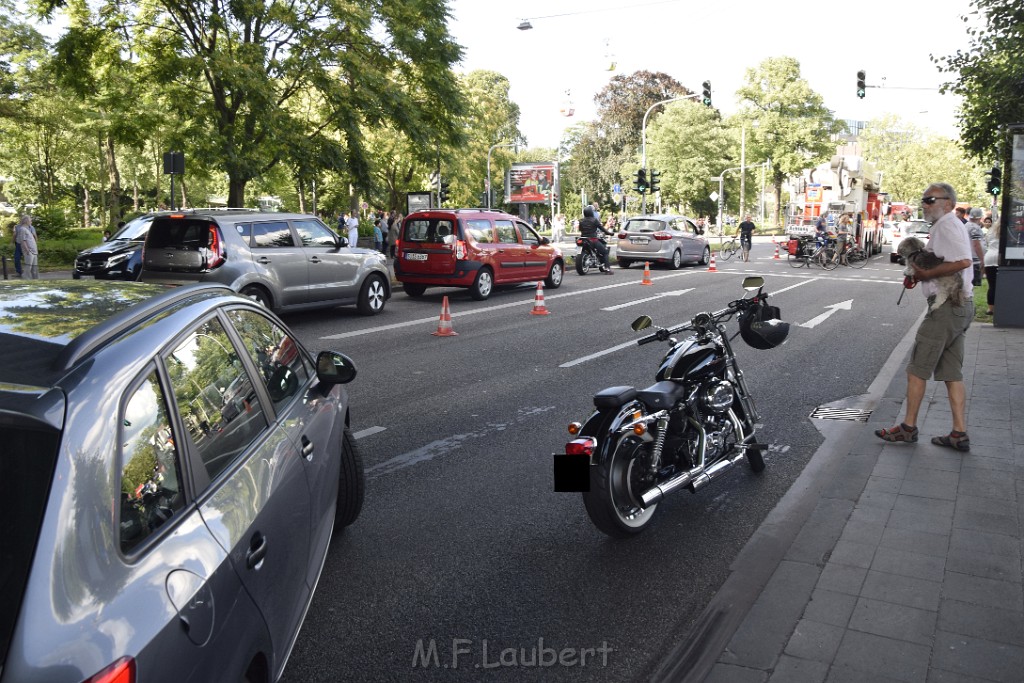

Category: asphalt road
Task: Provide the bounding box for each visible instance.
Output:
[278,244,921,681]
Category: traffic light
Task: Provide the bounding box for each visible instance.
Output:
[439,180,450,204]
[701,80,712,107]
[987,165,1002,196]
[856,70,866,99]
[649,169,661,193]
[634,168,648,194]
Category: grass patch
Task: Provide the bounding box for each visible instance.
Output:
[974,278,992,324]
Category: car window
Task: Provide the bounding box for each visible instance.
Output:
[293,219,338,247]
[495,220,518,244]
[625,220,665,234]
[147,218,213,248]
[465,219,493,244]
[113,216,152,241]
[228,309,312,414]
[252,221,295,248]
[403,218,454,244]
[683,219,699,234]
[119,370,187,553]
[165,317,269,482]
[518,222,541,246]
[235,223,252,241]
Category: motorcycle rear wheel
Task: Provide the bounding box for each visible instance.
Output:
[576,252,596,275]
[583,435,659,537]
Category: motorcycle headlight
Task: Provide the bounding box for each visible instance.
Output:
[699,379,734,414]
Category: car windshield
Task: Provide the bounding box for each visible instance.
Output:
[112,216,153,241]
[624,220,668,234]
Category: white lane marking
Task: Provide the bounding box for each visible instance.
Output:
[797,299,854,329]
[353,426,386,439]
[559,339,641,368]
[601,288,695,311]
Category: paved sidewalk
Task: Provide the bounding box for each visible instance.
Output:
[656,322,1024,683]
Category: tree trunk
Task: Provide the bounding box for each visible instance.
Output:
[180,177,188,208]
[104,133,122,225]
[297,177,306,213]
[83,185,90,228]
[133,176,139,212]
[228,176,247,208]
[773,179,783,228]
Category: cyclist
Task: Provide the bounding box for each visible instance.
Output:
[579,206,613,273]
[736,214,756,262]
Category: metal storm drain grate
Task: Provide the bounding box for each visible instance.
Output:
[809,407,873,422]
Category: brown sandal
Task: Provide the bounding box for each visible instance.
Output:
[931,432,970,452]
[874,423,919,443]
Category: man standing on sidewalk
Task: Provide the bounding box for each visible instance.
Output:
[875,182,974,451]
[14,215,38,279]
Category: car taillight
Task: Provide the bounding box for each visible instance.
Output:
[653,232,672,241]
[85,657,135,683]
[565,437,597,456]
[618,232,627,239]
[455,239,466,259]
[206,226,225,269]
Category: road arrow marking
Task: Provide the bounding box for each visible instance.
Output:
[798,299,853,329]
[601,288,695,311]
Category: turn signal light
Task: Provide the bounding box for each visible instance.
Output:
[567,421,582,435]
[633,423,647,435]
[565,437,596,456]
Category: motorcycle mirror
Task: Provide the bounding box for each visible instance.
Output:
[631,316,653,331]
[741,276,765,291]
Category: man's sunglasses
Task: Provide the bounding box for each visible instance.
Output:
[921,196,950,205]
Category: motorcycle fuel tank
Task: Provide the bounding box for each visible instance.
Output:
[656,336,727,382]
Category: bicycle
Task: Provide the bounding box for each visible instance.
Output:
[828,241,868,269]
[718,237,740,261]
[788,238,833,269]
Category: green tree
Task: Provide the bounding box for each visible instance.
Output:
[736,56,835,226]
[933,0,1024,160]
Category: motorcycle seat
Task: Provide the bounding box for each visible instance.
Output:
[637,381,689,409]
[593,386,637,410]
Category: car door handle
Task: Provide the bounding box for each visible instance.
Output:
[246,532,267,570]
[301,435,315,461]
[256,256,271,264]
[309,256,322,264]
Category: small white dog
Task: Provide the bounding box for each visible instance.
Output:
[897,236,966,308]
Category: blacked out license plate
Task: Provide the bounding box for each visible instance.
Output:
[553,454,590,492]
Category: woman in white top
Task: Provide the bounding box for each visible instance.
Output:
[982,215,998,315]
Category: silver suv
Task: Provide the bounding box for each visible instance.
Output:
[142,210,391,314]
[0,280,363,683]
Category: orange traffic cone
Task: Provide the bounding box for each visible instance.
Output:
[641,262,654,285]
[431,296,458,336]
[530,281,551,315]
[773,243,781,259]
[707,252,718,272]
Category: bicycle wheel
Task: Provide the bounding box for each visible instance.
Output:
[846,248,868,269]
[820,248,839,270]
[719,241,736,260]
[788,252,807,268]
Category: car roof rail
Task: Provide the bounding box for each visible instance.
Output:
[53,284,236,373]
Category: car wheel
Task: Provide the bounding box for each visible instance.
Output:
[403,283,427,297]
[618,259,632,269]
[699,246,711,266]
[469,268,493,300]
[240,285,272,309]
[357,274,387,315]
[671,250,682,269]
[334,428,365,531]
[545,261,564,289]
[71,271,82,280]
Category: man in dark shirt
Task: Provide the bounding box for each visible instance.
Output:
[579,206,613,273]
[736,215,756,262]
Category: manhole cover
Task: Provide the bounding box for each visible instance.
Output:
[809,407,873,422]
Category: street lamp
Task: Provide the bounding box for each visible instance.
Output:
[640,93,701,214]
[486,142,518,210]
[517,20,533,30]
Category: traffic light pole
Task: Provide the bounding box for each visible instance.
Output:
[641,93,701,214]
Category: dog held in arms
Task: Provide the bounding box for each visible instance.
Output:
[897,236,967,308]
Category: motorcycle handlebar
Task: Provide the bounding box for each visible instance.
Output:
[635,292,769,346]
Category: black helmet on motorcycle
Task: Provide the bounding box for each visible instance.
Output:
[583,206,594,218]
[739,300,790,350]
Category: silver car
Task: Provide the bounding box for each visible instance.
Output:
[0,281,363,683]
[889,219,932,263]
[142,210,391,314]
[614,214,711,269]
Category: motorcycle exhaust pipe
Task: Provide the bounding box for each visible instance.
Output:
[639,433,756,507]
[690,450,748,491]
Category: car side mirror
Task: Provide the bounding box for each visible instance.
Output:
[316,351,357,386]
[540,237,550,246]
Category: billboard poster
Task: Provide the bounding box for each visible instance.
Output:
[506,162,557,204]
[1006,133,1024,261]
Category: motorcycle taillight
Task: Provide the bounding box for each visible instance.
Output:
[575,237,585,246]
[565,437,597,456]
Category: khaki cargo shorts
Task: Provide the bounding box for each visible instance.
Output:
[907,298,973,382]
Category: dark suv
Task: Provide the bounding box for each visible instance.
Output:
[142,210,391,315]
[73,213,154,280]
[395,208,563,300]
[0,281,363,683]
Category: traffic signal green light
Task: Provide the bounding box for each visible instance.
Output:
[649,169,661,193]
[987,165,1002,196]
[634,168,648,194]
[856,70,866,99]
[701,80,712,107]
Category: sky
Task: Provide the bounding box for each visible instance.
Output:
[448,0,981,149]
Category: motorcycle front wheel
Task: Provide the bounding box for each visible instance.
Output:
[583,434,659,537]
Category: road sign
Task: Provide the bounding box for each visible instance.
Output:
[709,191,719,202]
[613,183,621,193]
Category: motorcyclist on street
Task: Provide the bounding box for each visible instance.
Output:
[579,206,614,273]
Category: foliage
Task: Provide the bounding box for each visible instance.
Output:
[932,0,1024,160]
[736,57,836,226]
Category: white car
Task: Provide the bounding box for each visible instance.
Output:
[0,202,16,215]
[889,220,931,263]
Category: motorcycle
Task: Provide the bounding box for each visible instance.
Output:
[552,276,789,537]
[574,236,607,275]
